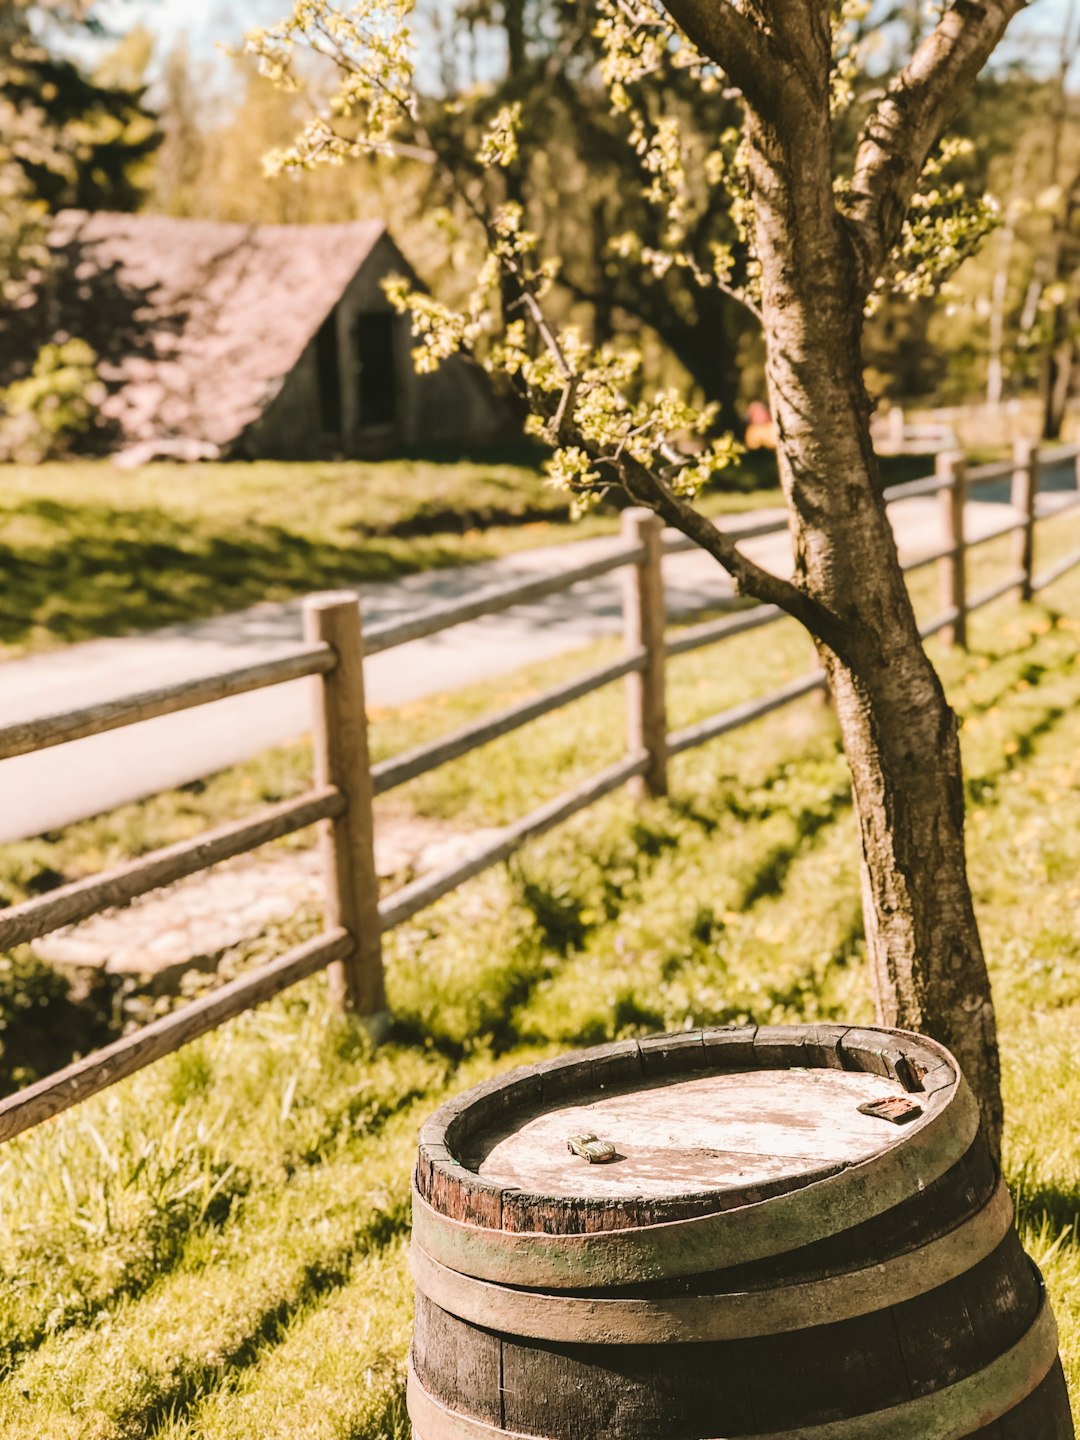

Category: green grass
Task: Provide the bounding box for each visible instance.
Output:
[0,451,787,660]
[0,517,1079,1435]
[0,448,944,660]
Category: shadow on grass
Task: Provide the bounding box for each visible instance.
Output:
[0,1061,427,1380]
[387,944,555,1063]
[1013,1170,1080,1238]
[0,951,122,1099]
[131,1203,410,1438]
[754,905,866,1018]
[387,739,858,1060]
[738,788,852,909]
[0,1151,252,1381]
[350,1379,411,1440]
[965,700,1071,807]
[0,498,489,652]
[284,1080,435,1171]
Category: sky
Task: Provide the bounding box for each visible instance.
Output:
[94,0,280,58]
[85,0,1080,80]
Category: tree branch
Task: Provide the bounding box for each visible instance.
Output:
[610,449,853,658]
[660,0,780,118]
[320,0,836,652]
[846,0,1028,295]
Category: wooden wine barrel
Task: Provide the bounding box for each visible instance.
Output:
[408,1025,1074,1440]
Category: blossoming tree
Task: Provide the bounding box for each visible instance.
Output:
[249,0,1030,1157]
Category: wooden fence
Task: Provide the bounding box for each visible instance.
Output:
[878,399,1080,452]
[1,442,1079,1144]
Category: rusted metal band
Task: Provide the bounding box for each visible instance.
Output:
[411,1178,1013,1344]
[406,1283,1059,1440]
[411,1078,980,1289]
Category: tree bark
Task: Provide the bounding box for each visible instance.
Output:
[745,84,1003,1156]
[1043,326,1076,443]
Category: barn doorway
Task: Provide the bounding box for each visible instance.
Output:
[355,312,397,429]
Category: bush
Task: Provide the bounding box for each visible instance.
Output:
[0,338,104,460]
[0,951,120,1094]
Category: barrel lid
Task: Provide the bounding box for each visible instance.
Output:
[413,1026,978,1286]
[476,1066,917,1200]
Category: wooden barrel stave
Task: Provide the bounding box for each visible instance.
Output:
[410,1179,1018,1348]
[410,1027,1075,1439]
[974,1360,1074,1439]
[413,1240,1043,1434]
[573,1129,1000,1302]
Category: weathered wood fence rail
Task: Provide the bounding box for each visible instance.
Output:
[1,441,1079,1144]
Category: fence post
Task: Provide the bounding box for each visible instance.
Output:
[303,592,386,1022]
[622,508,668,798]
[1011,437,1039,601]
[937,451,968,649]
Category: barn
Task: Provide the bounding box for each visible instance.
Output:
[20,210,511,461]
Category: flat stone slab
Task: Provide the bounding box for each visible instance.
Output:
[32,815,503,993]
[33,850,324,994]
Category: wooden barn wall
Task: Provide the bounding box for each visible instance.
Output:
[243,234,511,459]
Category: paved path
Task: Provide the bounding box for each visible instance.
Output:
[1,473,1076,843]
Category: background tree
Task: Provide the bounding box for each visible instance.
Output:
[859,64,1047,404]
[401,0,758,418]
[0,1,159,456]
[1034,0,1080,440]
[0,0,159,392]
[865,22,1080,419]
[148,2,758,420]
[250,0,1038,1156]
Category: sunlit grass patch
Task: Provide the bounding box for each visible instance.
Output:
[0,521,1078,1430]
[152,1241,414,1440]
[0,455,782,660]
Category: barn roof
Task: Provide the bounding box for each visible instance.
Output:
[42,210,390,453]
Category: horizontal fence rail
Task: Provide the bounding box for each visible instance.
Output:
[665,604,784,658]
[1,442,1080,1144]
[1034,544,1080,593]
[378,753,650,933]
[668,672,828,756]
[882,472,951,503]
[0,645,336,763]
[371,651,647,797]
[0,928,354,1145]
[969,571,1029,612]
[363,544,645,656]
[0,787,345,952]
[965,458,1017,485]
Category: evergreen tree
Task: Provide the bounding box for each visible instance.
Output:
[0,1,159,305]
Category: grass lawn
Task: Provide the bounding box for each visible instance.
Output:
[0,515,1078,1435]
[0,450,769,660]
[0,447,940,660]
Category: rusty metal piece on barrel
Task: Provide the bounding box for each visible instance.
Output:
[409,1024,1075,1439]
[857,1094,922,1125]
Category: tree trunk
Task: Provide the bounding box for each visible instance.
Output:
[1043,328,1075,443]
[746,101,1003,1157]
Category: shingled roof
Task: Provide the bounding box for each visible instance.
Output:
[41,210,390,453]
